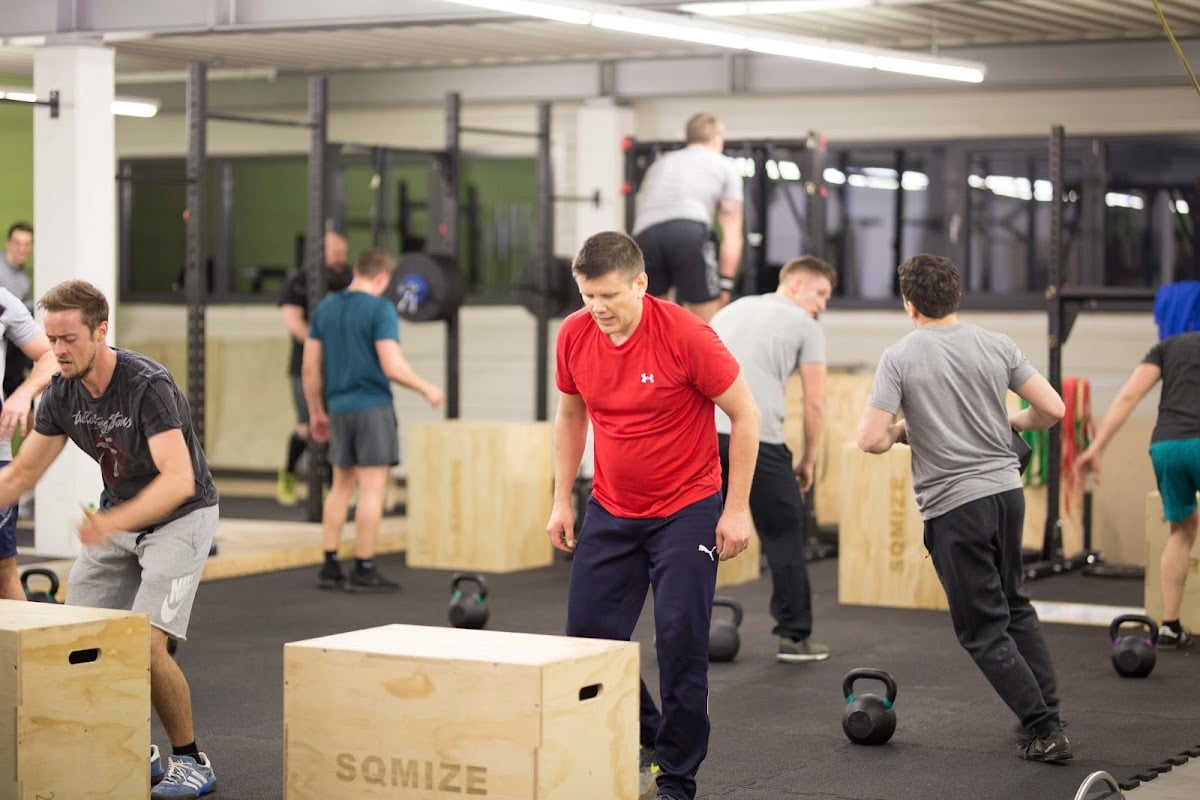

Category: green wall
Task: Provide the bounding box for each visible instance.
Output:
[125,154,538,301]
[0,92,34,278]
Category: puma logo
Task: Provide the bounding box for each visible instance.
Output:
[698,544,717,562]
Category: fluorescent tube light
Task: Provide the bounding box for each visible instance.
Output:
[438,0,987,83]
[0,86,159,117]
[681,1,871,14]
[443,0,590,24]
[111,96,161,118]
[592,12,747,49]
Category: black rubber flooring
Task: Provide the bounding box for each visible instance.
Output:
[161,554,1198,800]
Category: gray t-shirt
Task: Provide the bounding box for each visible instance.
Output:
[0,257,31,303]
[632,145,744,234]
[0,287,39,461]
[867,322,1036,519]
[35,348,219,528]
[712,293,825,444]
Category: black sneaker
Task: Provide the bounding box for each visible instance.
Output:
[318,561,346,590]
[1158,624,1193,649]
[347,566,400,592]
[1019,729,1072,763]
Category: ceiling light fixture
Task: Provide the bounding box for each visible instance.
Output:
[679,1,872,15]
[441,0,986,82]
[0,86,159,118]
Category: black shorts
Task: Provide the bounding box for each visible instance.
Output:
[635,219,720,303]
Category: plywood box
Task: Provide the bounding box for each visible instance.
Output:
[0,600,150,800]
[1144,491,1200,624]
[837,443,948,611]
[781,370,875,527]
[407,421,554,572]
[284,624,639,800]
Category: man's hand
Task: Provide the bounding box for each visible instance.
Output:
[714,507,752,561]
[0,392,33,442]
[309,412,331,444]
[424,386,446,408]
[77,506,116,547]
[545,501,577,553]
[794,460,815,492]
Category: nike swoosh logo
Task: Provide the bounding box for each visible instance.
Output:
[159,571,200,624]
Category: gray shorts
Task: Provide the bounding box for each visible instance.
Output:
[329,404,399,468]
[290,375,309,425]
[65,504,219,640]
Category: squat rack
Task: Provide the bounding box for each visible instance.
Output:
[1024,125,1155,581]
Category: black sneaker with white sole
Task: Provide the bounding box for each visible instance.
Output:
[1158,625,1193,649]
[1019,729,1072,763]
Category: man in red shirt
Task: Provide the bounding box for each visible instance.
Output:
[546,230,760,800]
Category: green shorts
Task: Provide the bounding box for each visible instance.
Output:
[1149,437,1200,523]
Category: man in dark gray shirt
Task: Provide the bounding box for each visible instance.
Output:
[857,253,1071,763]
[632,112,743,323]
[0,280,220,797]
[712,255,836,662]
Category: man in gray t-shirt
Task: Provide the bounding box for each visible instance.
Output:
[857,253,1072,764]
[712,256,836,662]
[632,112,743,323]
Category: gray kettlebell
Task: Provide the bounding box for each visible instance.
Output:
[448,573,489,629]
[1109,614,1157,678]
[708,597,742,662]
[20,567,60,603]
[842,668,898,745]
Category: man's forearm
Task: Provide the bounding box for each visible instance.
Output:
[723,420,758,512]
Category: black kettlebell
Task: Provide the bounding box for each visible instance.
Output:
[20,567,60,603]
[1109,614,1157,678]
[448,573,488,629]
[842,668,898,745]
[708,597,742,662]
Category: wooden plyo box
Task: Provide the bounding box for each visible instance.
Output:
[284,624,639,800]
[837,443,948,611]
[407,421,554,572]
[1144,491,1200,624]
[0,600,150,800]
[781,370,876,527]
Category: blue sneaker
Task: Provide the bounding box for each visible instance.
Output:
[151,753,216,798]
[150,745,164,783]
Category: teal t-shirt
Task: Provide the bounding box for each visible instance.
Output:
[308,290,399,414]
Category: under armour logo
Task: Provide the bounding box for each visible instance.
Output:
[641,373,655,384]
[698,544,717,562]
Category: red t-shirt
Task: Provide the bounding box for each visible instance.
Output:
[556,295,740,518]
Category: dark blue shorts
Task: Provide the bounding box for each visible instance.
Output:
[1149,437,1200,523]
[0,460,16,559]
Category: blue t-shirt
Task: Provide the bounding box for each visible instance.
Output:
[308,290,399,414]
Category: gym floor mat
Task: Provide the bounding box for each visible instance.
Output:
[164,555,1196,800]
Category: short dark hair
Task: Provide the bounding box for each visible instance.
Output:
[7,222,32,240]
[779,255,837,290]
[897,253,961,319]
[571,231,644,282]
[685,113,723,144]
[38,279,110,331]
[354,247,396,279]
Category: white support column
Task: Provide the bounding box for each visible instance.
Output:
[574,99,634,241]
[572,100,633,479]
[32,42,115,557]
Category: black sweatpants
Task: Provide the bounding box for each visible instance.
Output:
[566,492,721,800]
[718,434,814,640]
[923,488,1062,737]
